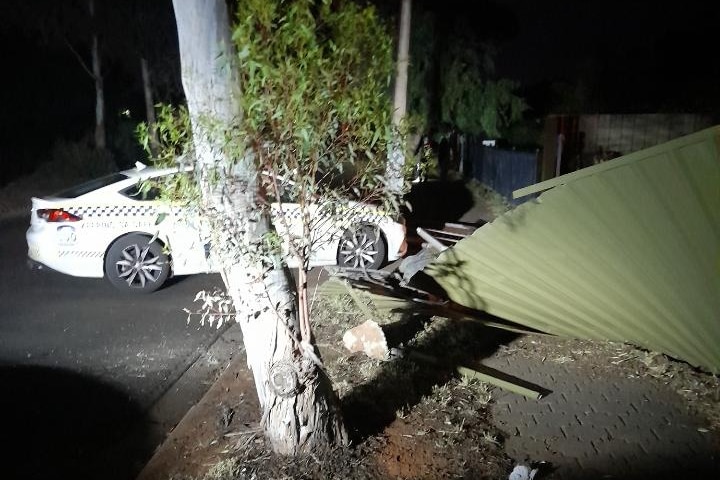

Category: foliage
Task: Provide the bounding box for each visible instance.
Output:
[408,4,527,139]
[463,178,512,219]
[136,104,203,206]
[139,0,405,275]
[183,288,236,330]
[231,0,410,274]
[441,66,527,138]
[230,0,406,244]
[137,104,192,166]
[406,6,436,135]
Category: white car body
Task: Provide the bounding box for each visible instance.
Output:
[26,164,407,292]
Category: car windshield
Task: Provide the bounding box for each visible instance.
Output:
[51,173,129,198]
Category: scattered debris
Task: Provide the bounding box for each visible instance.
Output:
[217,404,235,432]
[508,463,539,480]
[456,364,548,400]
[342,320,389,361]
[339,317,549,400]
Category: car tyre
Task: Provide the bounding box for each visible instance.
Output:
[105,234,170,293]
[337,224,386,270]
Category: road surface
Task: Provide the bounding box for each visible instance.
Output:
[0,215,234,479]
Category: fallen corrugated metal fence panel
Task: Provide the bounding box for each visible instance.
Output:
[425,126,720,373]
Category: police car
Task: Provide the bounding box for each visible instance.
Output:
[26,163,407,293]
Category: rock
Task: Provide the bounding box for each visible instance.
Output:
[342,320,389,360]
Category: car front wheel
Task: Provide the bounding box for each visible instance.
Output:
[104,234,170,293]
[337,224,386,270]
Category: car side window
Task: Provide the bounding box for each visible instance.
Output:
[53,173,129,198]
[121,183,162,201]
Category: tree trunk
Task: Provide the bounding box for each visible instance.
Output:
[140,57,159,154]
[385,0,412,192]
[172,0,347,455]
[89,0,106,150]
[392,0,411,128]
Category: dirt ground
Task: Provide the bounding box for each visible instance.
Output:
[138,283,720,480]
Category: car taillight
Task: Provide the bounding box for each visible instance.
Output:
[36,208,82,222]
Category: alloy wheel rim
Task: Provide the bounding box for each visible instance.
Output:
[339,231,378,268]
[115,244,163,288]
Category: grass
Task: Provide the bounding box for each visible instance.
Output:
[463,178,513,219]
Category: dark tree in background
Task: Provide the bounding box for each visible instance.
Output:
[3,0,717,188]
[0,0,181,186]
[404,0,526,141]
[113,0,183,155]
[3,0,120,151]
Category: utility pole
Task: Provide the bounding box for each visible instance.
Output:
[385,0,412,193]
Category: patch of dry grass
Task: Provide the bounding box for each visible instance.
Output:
[464,178,513,219]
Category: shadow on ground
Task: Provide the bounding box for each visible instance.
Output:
[340,314,520,443]
[0,365,153,480]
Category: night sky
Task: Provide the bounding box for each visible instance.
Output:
[0,0,718,186]
[496,0,709,83]
[495,0,720,114]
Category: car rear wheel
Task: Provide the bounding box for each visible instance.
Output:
[104,234,170,293]
[337,224,386,270]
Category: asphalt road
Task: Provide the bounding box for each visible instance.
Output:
[0,214,233,480]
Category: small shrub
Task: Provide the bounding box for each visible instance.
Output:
[464,178,512,218]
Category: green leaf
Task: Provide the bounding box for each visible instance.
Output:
[155,213,168,225]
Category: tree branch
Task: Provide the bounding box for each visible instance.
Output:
[62,34,95,80]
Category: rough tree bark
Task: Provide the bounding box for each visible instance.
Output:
[172,0,347,455]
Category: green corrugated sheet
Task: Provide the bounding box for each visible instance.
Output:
[426,126,720,373]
